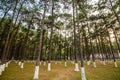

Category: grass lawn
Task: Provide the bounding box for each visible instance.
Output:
[0,60,120,80]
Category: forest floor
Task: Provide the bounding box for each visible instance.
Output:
[0,60,120,80]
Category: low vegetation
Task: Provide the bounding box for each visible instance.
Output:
[0,61,120,80]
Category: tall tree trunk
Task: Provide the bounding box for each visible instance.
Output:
[78,23,86,80]
[87,24,96,67]
[2,0,18,63]
[106,27,118,67]
[33,0,47,79]
[48,0,54,71]
[83,29,90,64]
[111,27,120,55]
[72,0,79,72]
[7,20,22,60]
[5,0,25,62]
[20,17,33,69]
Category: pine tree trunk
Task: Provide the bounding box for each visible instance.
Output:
[33,0,47,79]
[2,0,18,63]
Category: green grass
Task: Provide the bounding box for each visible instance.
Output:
[0,60,120,80]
